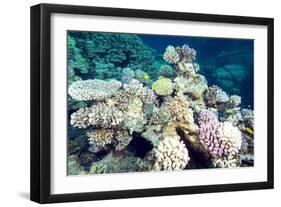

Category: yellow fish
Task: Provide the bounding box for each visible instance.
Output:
[143,75,151,79]
[245,127,254,135]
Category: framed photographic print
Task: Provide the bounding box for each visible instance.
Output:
[30,3,274,203]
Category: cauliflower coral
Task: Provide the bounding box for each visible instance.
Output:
[153,137,190,171]
[152,77,173,96]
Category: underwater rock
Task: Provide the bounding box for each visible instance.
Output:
[151,77,174,96]
[176,62,196,77]
[177,128,211,164]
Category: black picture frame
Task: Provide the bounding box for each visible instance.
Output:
[30,3,274,204]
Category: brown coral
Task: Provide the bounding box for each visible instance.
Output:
[163,94,198,134]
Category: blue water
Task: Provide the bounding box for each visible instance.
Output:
[139,34,254,109]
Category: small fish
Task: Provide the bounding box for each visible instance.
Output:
[143,75,151,79]
[245,127,254,135]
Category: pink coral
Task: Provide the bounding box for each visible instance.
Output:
[198,110,225,158]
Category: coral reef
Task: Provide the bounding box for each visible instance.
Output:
[67,38,254,175]
[153,137,190,171]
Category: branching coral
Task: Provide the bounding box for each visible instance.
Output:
[114,130,133,151]
[70,107,91,129]
[204,85,229,107]
[229,95,241,108]
[163,45,180,64]
[176,44,196,63]
[87,129,114,146]
[198,110,225,158]
[123,79,157,105]
[163,44,196,65]
[88,102,124,128]
[68,79,121,101]
[198,110,242,160]
[153,137,190,171]
[151,77,173,96]
[164,94,198,133]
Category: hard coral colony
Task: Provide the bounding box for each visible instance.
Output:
[67,32,254,175]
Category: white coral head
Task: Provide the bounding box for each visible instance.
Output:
[221,121,242,149]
